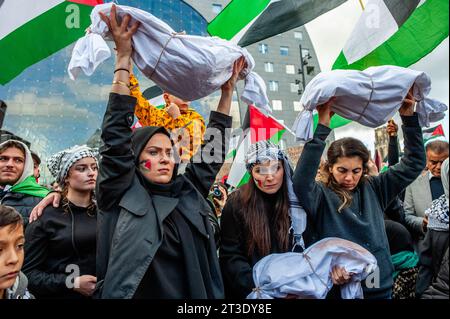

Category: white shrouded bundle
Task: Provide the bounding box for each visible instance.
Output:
[68,3,270,112]
[247,237,378,299]
[292,65,448,142]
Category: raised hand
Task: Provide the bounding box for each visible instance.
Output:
[317,97,336,128]
[399,87,416,116]
[99,4,140,60]
[221,56,247,94]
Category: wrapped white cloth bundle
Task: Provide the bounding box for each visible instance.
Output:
[68,3,270,112]
[247,237,378,299]
[292,65,448,142]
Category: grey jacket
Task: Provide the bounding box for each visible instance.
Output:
[95,93,231,299]
[4,272,34,299]
[404,172,433,235]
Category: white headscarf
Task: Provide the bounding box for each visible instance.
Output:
[0,139,34,187]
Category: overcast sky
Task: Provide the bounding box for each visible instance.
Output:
[305,0,449,154]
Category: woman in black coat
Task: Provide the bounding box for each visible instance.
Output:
[93,7,243,299]
[293,92,426,299]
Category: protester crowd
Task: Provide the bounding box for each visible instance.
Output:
[0,6,448,300]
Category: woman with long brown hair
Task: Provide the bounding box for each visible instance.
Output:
[293,91,426,299]
[219,141,308,298]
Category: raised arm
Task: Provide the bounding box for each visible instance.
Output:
[96,5,140,211]
[387,120,400,166]
[370,89,426,210]
[183,58,245,197]
[293,99,334,219]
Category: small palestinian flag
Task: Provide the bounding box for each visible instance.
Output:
[423,124,445,144]
[227,105,287,188]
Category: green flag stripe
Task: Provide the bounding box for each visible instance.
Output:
[207,0,270,40]
[333,0,449,70]
[313,114,352,130]
[0,2,93,85]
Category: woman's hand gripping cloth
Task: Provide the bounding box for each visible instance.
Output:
[247,237,378,299]
[292,65,448,142]
[68,3,271,112]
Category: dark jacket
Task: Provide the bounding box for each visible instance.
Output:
[22,203,97,299]
[416,230,449,297]
[0,192,42,228]
[293,114,426,299]
[96,93,231,299]
[219,190,303,299]
[422,248,449,299]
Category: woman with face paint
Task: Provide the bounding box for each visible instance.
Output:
[219,140,310,298]
[23,145,98,299]
[90,5,243,299]
[293,91,427,299]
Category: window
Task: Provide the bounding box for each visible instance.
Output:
[280,46,289,56]
[293,101,303,112]
[264,62,274,73]
[259,43,269,54]
[294,31,303,40]
[286,64,295,74]
[272,100,282,110]
[302,48,310,58]
[212,4,222,14]
[290,83,299,93]
[269,81,279,92]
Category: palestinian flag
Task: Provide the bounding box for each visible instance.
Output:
[143,85,165,110]
[0,0,103,85]
[423,124,445,144]
[208,0,347,46]
[227,105,287,188]
[333,0,449,70]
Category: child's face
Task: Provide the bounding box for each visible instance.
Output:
[0,224,24,292]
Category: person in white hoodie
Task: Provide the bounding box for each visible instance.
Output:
[0,139,49,228]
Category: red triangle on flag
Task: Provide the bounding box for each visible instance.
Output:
[249,105,285,144]
[432,124,444,137]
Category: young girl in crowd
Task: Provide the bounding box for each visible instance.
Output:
[220,140,312,298]
[23,145,98,299]
[293,91,426,299]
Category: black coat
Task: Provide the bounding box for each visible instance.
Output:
[293,114,426,299]
[23,203,96,299]
[219,190,308,299]
[422,248,449,299]
[416,229,449,297]
[95,93,231,299]
[1,191,42,228]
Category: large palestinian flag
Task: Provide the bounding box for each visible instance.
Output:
[227,105,287,188]
[208,0,347,46]
[333,0,449,70]
[0,0,102,85]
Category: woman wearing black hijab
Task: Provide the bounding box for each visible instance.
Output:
[94,6,245,299]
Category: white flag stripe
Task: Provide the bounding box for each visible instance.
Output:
[227,132,252,188]
[343,0,398,64]
[0,0,64,40]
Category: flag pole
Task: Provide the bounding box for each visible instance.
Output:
[358,0,365,10]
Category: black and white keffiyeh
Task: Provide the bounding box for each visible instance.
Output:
[46,145,98,187]
[245,141,307,251]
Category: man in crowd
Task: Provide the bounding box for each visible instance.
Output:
[404,140,449,240]
[0,138,49,227]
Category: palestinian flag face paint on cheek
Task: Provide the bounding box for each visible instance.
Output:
[140,159,152,171]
